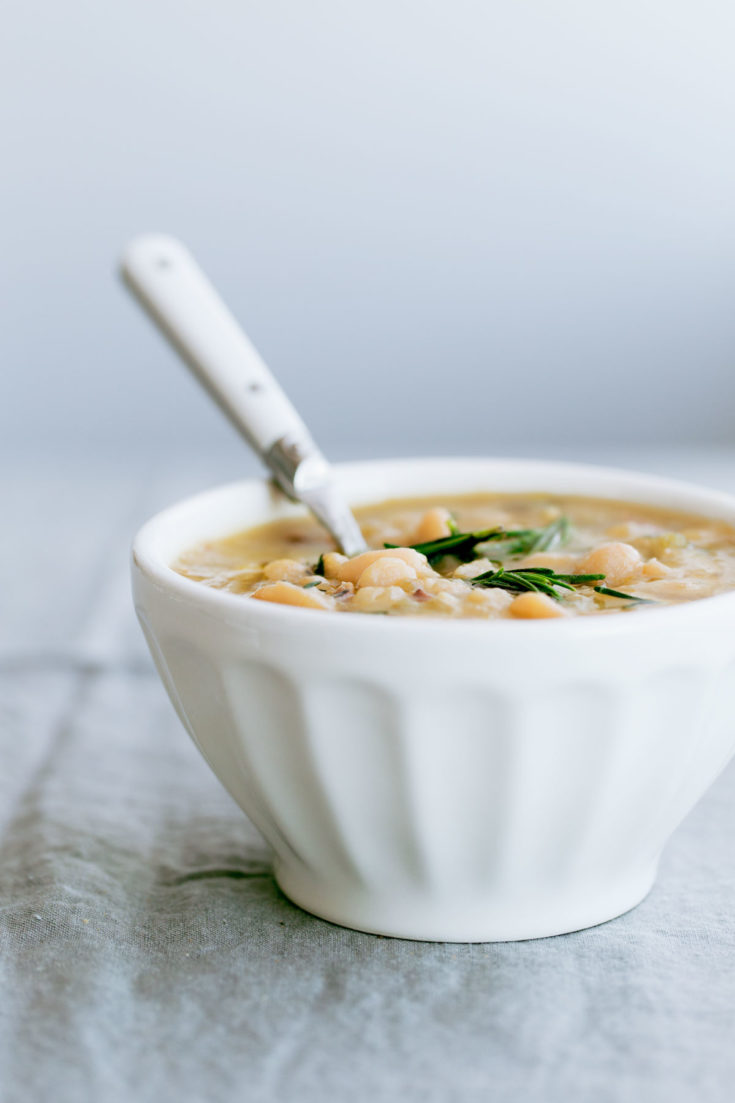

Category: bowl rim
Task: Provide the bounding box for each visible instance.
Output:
[131,455,735,637]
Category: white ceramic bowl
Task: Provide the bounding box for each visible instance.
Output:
[132,458,735,941]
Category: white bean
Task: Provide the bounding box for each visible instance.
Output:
[356,557,417,588]
[252,581,331,610]
[509,592,566,619]
[412,507,453,543]
[263,558,310,583]
[578,542,642,586]
[336,547,432,583]
[321,552,348,579]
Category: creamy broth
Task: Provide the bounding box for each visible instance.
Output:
[174,494,735,619]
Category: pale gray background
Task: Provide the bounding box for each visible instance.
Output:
[3,7,735,1102]
[2,0,735,461]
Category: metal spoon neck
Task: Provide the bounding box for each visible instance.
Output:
[265,434,367,558]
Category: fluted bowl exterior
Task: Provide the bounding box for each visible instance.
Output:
[132,459,735,941]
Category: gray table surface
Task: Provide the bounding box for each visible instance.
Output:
[2,447,735,1103]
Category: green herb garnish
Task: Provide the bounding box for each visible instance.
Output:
[386,517,571,564]
[371,513,656,607]
[302,580,322,589]
[499,516,570,558]
[386,526,506,561]
[470,567,605,599]
[469,568,652,604]
[593,585,655,604]
[314,554,326,576]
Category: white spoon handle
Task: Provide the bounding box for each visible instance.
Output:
[121,234,367,557]
[121,234,309,455]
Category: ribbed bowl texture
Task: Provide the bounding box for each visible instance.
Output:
[132,459,735,941]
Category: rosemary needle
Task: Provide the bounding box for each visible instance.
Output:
[594,585,655,604]
[471,567,605,599]
[387,517,571,564]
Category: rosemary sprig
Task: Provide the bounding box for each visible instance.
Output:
[594,585,655,604]
[501,516,570,558]
[386,516,571,564]
[342,512,655,606]
[470,567,652,604]
[386,526,507,561]
[471,567,604,599]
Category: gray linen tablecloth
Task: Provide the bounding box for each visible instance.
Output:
[2,449,735,1103]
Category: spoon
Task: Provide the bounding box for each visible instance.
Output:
[120,235,367,557]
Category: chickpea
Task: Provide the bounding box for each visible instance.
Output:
[578,542,642,586]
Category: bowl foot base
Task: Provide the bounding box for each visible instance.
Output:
[274,862,659,943]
